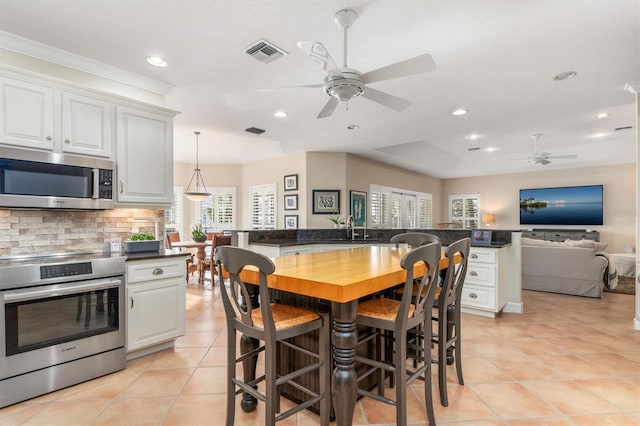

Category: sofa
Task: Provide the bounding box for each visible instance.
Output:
[521,237,608,298]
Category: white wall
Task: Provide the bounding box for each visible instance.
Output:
[442,163,636,253]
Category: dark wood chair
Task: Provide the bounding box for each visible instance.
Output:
[166,232,198,282]
[431,237,470,406]
[215,246,330,426]
[354,242,441,426]
[202,233,232,283]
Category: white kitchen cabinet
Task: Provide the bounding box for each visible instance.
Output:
[61,92,113,158]
[280,246,314,256]
[0,76,55,150]
[126,257,186,357]
[116,106,175,207]
[461,246,507,318]
[0,76,115,158]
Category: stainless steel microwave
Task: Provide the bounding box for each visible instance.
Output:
[0,147,114,209]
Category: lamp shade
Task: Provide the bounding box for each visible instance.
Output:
[482,213,496,224]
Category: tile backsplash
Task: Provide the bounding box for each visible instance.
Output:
[0,208,165,257]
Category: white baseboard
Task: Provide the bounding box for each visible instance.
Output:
[503,301,523,314]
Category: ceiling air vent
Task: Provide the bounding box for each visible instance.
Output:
[467,147,480,151]
[244,39,288,64]
[614,125,633,132]
[245,127,266,135]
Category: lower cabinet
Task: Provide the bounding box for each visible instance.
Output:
[461,246,507,318]
[126,257,186,357]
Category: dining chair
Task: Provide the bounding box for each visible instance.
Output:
[166,232,198,282]
[354,242,441,426]
[202,233,231,283]
[215,246,330,426]
[431,237,470,406]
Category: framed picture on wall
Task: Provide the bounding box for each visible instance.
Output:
[284,174,298,191]
[284,194,298,210]
[284,215,298,229]
[312,189,340,214]
[350,190,367,227]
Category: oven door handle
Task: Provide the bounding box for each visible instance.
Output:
[3,278,122,303]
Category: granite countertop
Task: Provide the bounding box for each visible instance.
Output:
[124,249,189,261]
[249,239,511,248]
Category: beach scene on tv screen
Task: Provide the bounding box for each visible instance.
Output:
[519,185,603,225]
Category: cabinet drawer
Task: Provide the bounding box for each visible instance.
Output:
[461,285,495,310]
[468,249,496,264]
[465,263,496,287]
[127,258,187,283]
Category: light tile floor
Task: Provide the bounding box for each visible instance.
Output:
[1,276,638,425]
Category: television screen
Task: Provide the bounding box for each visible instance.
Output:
[519,185,603,226]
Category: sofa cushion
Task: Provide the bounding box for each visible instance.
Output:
[563,239,608,252]
[521,237,562,247]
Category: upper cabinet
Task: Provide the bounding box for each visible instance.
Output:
[0,75,114,158]
[0,77,55,150]
[61,92,113,158]
[115,106,175,207]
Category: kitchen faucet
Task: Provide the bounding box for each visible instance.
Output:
[346,215,358,241]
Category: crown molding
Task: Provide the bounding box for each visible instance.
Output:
[0,30,173,95]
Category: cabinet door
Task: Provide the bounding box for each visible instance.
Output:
[0,77,54,150]
[127,278,186,352]
[62,92,113,158]
[116,106,173,206]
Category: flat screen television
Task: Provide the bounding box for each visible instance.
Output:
[519,185,603,226]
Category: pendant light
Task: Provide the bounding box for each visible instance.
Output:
[184,131,211,202]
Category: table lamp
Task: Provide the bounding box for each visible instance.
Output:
[482,213,496,227]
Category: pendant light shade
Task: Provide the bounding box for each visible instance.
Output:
[184,131,211,202]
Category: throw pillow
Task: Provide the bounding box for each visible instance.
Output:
[563,239,608,251]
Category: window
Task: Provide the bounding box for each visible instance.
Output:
[165,186,183,233]
[250,183,277,230]
[196,187,236,232]
[370,184,432,229]
[449,193,480,229]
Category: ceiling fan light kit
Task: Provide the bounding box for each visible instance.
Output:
[512,133,578,166]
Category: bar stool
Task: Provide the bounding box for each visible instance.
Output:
[431,237,470,406]
[354,242,441,426]
[214,246,330,426]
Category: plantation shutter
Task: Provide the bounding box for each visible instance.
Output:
[250,183,277,230]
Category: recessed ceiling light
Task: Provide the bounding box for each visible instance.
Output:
[468,133,482,140]
[553,71,577,81]
[274,111,288,118]
[146,56,168,67]
[452,108,468,116]
[347,124,360,130]
[597,113,610,119]
[486,146,497,152]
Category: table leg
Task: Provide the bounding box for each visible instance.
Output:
[195,248,206,285]
[331,301,358,426]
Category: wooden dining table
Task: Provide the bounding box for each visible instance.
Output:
[238,245,453,426]
[171,240,212,284]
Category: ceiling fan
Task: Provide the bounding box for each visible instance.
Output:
[512,134,578,165]
[270,9,436,118]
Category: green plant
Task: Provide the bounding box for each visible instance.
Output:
[191,223,206,238]
[130,232,155,241]
[328,215,345,225]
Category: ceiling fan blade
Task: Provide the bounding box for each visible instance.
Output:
[297,41,343,75]
[546,154,578,160]
[537,158,552,165]
[257,83,324,92]
[360,53,436,84]
[361,87,412,111]
[317,97,339,119]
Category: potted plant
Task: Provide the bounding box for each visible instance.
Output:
[191,223,207,242]
[328,215,346,229]
[124,232,160,253]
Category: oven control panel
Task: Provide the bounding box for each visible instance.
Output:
[40,262,93,279]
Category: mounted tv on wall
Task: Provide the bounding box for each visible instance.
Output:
[519,185,603,226]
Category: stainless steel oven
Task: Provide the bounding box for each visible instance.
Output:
[0,253,126,408]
